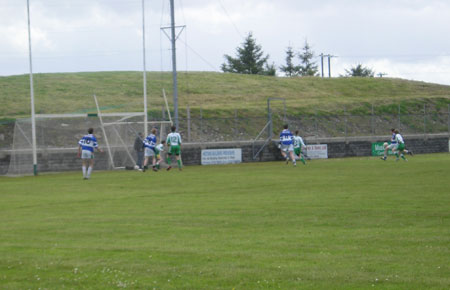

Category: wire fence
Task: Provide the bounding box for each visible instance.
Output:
[0,104,449,149]
[173,104,450,143]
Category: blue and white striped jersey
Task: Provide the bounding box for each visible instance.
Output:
[390,132,397,144]
[280,129,294,145]
[144,134,157,149]
[78,134,98,152]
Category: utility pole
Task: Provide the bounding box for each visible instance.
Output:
[169,0,179,130]
[320,53,324,77]
[161,0,185,130]
[325,54,336,78]
[141,0,148,137]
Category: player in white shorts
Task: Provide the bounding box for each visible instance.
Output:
[78,128,103,179]
[166,126,183,171]
[143,128,158,172]
[279,124,296,166]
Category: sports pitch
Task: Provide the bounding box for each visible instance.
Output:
[0,154,449,289]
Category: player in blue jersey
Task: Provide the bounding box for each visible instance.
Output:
[279,124,296,166]
[381,128,397,161]
[142,128,158,172]
[78,128,103,179]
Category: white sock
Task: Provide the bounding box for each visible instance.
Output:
[87,167,93,178]
[82,166,87,178]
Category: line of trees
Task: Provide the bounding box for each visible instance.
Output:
[221,33,375,77]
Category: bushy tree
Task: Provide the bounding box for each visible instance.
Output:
[345,64,375,77]
[221,32,275,76]
[297,41,318,76]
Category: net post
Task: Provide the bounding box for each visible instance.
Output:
[93,94,115,169]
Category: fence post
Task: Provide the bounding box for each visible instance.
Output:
[344,105,348,139]
[187,105,191,142]
[315,109,318,142]
[423,103,426,136]
[200,107,203,141]
[371,103,374,135]
[234,109,238,140]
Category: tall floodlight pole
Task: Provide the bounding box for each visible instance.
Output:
[169,0,179,129]
[142,0,148,137]
[27,0,37,176]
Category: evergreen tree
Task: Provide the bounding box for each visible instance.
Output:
[221,32,275,76]
[280,46,299,77]
[298,41,318,76]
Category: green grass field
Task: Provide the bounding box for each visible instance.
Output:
[0,154,449,289]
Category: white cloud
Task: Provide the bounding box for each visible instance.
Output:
[0,0,450,85]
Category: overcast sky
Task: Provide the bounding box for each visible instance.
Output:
[1,0,450,85]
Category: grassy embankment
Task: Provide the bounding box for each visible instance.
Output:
[1,71,450,120]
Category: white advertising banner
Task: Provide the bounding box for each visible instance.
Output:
[305,144,328,159]
[201,148,242,165]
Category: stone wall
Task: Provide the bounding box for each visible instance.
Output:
[0,134,448,175]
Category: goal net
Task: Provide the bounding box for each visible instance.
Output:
[7,112,172,176]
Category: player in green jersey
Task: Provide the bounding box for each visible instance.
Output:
[392,129,413,161]
[166,126,182,171]
[293,130,307,165]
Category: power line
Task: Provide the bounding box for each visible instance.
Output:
[217,0,243,39]
[177,38,218,71]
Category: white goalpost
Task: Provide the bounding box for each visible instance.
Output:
[6,91,173,176]
[93,93,172,170]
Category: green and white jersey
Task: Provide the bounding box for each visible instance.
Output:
[293,136,306,148]
[166,132,182,146]
[395,133,404,144]
[155,144,164,154]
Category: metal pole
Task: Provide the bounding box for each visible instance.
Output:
[371,103,374,135]
[423,103,426,136]
[169,0,179,129]
[141,0,148,137]
[320,53,324,78]
[234,109,238,140]
[187,105,191,142]
[267,99,272,139]
[315,110,318,140]
[27,0,37,176]
[327,55,331,78]
[200,107,203,141]
[344,105,348,138]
